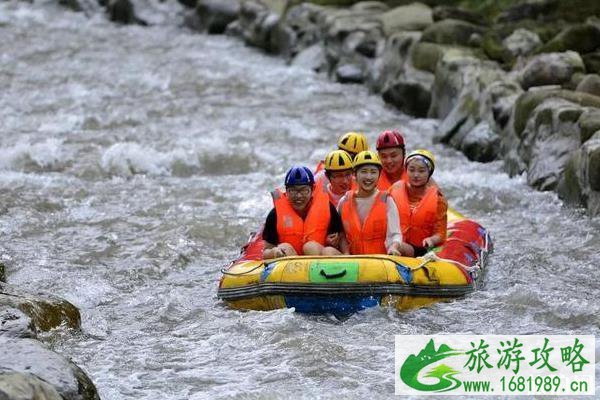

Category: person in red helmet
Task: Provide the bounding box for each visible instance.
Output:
[376,130,408,190]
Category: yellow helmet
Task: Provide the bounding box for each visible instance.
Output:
[353,150,382,170]
[324,150,353,171]
[405,149,436,175]
[337,132,368,155]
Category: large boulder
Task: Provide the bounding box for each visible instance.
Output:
[0,372,63,400]
[539,24,600,54]
[496,0,559,23]
[378,2,433,35]
[0,338,99,400]
[291,44,326,71]
[107,0,146,25]
[0,283,80,332]
[519,51,586,89]
[421,19,486,47]
[557,132,600,215]
[502,28,542,58]
[194,0,240,34]
[578,108,600,143]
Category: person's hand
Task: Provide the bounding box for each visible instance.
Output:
[387,242,401,256]
[422,237,436,248]
[326,233,340,247]
[272,246,287,258]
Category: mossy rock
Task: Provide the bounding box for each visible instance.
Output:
[0,283,80,332]
[378,2,433,35]
[513,89,600,137]
[587,135,600,191]
[582,52,600,74]
[481,31,514,65]
[539,24,600,54]
[421,18,485,46]
[578,109,600,143]
[557,150,584,206]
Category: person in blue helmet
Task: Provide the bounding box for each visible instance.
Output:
[262,166,344,259]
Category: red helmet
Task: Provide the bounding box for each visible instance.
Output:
[376,130,405,150]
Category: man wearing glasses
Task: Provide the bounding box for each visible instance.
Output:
[262,166,344,260]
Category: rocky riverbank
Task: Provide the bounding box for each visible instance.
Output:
[0,263,100,399]
[182,0,600,216]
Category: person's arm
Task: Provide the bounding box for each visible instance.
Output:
[385,196,402,253]
[262,209,286,259]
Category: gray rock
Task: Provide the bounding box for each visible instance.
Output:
[350,1,389,13]
[335,63,365,84]
[584,134,600,191]
[519,51,586,90]
[382,79,432,117]
[578,108,600,143]
[432,5,484,25]
[460,122,501,162]
[378,3,433,35]
[291,44,326,71]
[195,0,240,34]
[0,283,80,332]
[582,52,600,74]
[107,0,146,25]
[370,31,422,93]
[576,74,600,97]
[0,338,99,400]
[0,263,4,283]
[421,19,485,47]
[502,28,542,58]
[0,307,36,339]
[496,0,559,23]
[540,24,600,54]
[0,372,63,400]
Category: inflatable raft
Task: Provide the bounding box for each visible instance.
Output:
[218,209,492,315]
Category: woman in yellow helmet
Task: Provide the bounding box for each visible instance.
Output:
[389,150,448,257]
[337,151,409,255]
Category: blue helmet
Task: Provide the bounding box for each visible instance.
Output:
[284,166,314,186]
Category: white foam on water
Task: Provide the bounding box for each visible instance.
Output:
[0,137,70,172]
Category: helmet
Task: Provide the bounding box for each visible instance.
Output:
[353,150,382,170]
[284,166,315,186]
[324,150,353,171]
[338,132,368,155]
[405,149,435,176]
[376,130,405,150]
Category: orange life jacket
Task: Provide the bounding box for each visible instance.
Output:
[377,168,408,191]
[315,160,325,174]
[389,182,439,247]
[272,188,330,254]
[339,191,388,254]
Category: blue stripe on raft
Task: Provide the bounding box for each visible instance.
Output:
[284,296,380,314]
[395,264,413,284]
[260,263,276,283]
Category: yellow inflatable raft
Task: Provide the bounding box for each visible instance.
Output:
[218,209,492,314]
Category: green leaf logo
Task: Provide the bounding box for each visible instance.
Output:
[400,339,463,392]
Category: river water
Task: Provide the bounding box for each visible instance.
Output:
[1,2,599,399]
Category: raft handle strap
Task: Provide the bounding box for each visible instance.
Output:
[220,261,266,276]
[320,269,347,279]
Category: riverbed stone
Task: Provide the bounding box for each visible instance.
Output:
[0,283,80,332]
[575,74,600,97]
[0,263,4,283]
[0,372,63,400]
[539,24,600,54]
[502,28,541,58]
[519,51,586,90]
[382,79,431,117]
[291,43,326,71]
[496,0,559,23]
[195,0,240,34]
[335,63,365,83]
[421,19,485,47]
[460,121,501,162]
[432,5,483,25]
[582,52,600,74]
[0,307,36,339]
[578,108,600,143]
[378,3,432,35]
[107,0,145,25]
[0,338,99,400]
